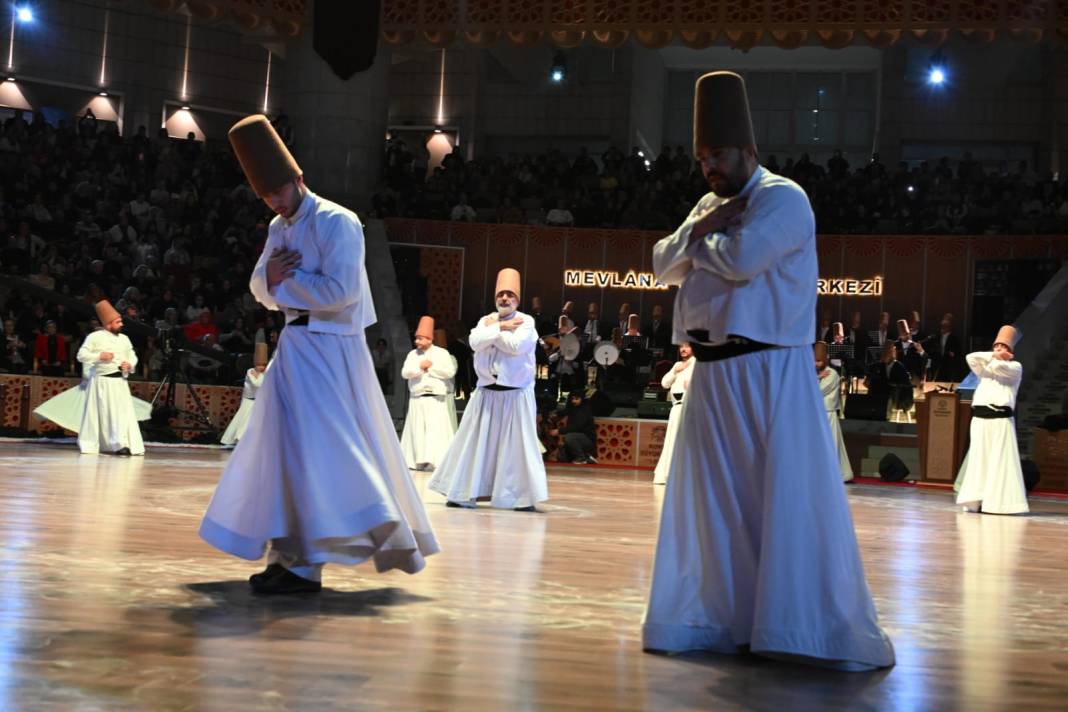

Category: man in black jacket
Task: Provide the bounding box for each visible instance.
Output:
[553,390,598,464]
[924,315,965,383]
[643,304,673,353]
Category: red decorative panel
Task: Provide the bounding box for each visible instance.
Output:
[841,235,884,257]
[816,0,858,23]
[723,0,762,24]
[509,0,545,24]
[863,0,903,23]
[384,217,416,243]
[635,0,675,24]
[770,0,813,23]
[884,235,925,258]
[551,0,586,25]
[957,0,1001,23]
[1010,236,1053,259]
[926,236,968,259]
[970,236,1012,259]
[910,0,952,22]
[596,420,637,465]
[420,246,464,324]
[0,375,32,428]
[592,0,629,24]
[1006,0,1048,22]
[466,0,502,24]
[679,0,721,24]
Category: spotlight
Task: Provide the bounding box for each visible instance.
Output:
[637,150,644,157]
[6,76,14,82]
[549,51,566,83]
[99,91,108,97]
[181,104,190,111]
[16,7,33,23]
[927,50,948,86]
[906,185,915,193]
[433,126,443,134]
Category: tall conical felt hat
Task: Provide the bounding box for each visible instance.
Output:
[627,314,640,333]
[254,342,269,367]
[94,299,120,325]
[433,328,448,348]
[495,268,521,298]
[694,71,756,153]
[832,322,844,339]
[228,114,301,196]
[415,316,435,340]
[814,341,829,361]
[558,315,573,333]
[995,325,1019,349]
[562,301,574,312]
[896,319,910,339]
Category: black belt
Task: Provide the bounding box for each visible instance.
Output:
[484,384,519,391]
[243,396,255,401]
[687,331,776,362]
[289,314,309,326]
[417,393,443,398]
[102,371,124,378]
[972,405,1014,419]
[671,392,684,403]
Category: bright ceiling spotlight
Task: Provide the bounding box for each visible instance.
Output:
[549,51,566,83]
[16,7,33,23]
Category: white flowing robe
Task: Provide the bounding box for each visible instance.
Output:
[820,368,854,482]
[653,357,695,485]
[400,344,458,469]
[427,311,548,509]
[643,166,894,670]
[40,329,146,455]
[955,352,1027,514]
[199,191,439,577]
[220,368,265,446]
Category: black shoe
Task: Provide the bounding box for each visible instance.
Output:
[445,501,464,508]
[250,568,322,595]
[514,505,538,512]
[248,563,286,587]
[586,455,598,464]
[115,447,131,456]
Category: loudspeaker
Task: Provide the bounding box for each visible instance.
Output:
[879,453,910,482]
[313,2,381,80]
[636,401,672,420]
[588,390,615,417]
[844,393,888,421]
[1021,459,1040,492]
[604,382,644,408]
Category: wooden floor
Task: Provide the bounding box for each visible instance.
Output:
[1,442,1067,711]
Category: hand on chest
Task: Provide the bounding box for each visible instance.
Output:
[280,225,322,273]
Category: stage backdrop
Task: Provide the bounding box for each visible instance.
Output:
[383,219,1068,339]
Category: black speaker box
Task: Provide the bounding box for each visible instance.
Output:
[844,393,888,421]
[313,2,381,80]
[879,453,910,482]
[636,401,672,420]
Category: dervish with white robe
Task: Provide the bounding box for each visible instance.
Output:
[653,342,695,485]
[220,341,268,446]
[956,325,1028,515]
[428,268,548,511]
[642,71,894,670]
[816,340,854,482]
[400,315,458,471]
[199,115,439,595]
[35,299,149,455]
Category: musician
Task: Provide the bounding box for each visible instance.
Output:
[615,303,632,335]
[924,315,964,383]
[642,304,673,353]
[529,296,554,337]
[894,318,925,381]
[548,390,599,464]
[548,315,583,391]
[846,311,871,364]
[580,302,606,358]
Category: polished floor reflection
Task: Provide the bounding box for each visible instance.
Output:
[0,441,1066,710]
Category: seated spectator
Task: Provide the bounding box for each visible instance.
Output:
[545,199,575,227]
[549,390,599,464]
[184,310,220,346]
[33,320,68,376]
[450,193,477,222]
[1,318,29,373]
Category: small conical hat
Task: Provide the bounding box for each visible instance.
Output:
[627,314,640,333]
[814,341,829,361]
[433,328,448,348]
[415,316,434,340]
[995,325,1019,349]
[896,319,910,339]
[228,114,301,196]
[832,322,844,339]
[495,268,521,299]
[558,315,573,333]
[94,299,120,325]
[254,342,269,367]
[694,71,756,153]
[562,301,574,312]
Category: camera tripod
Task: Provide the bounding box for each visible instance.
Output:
[148,347,217,440]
